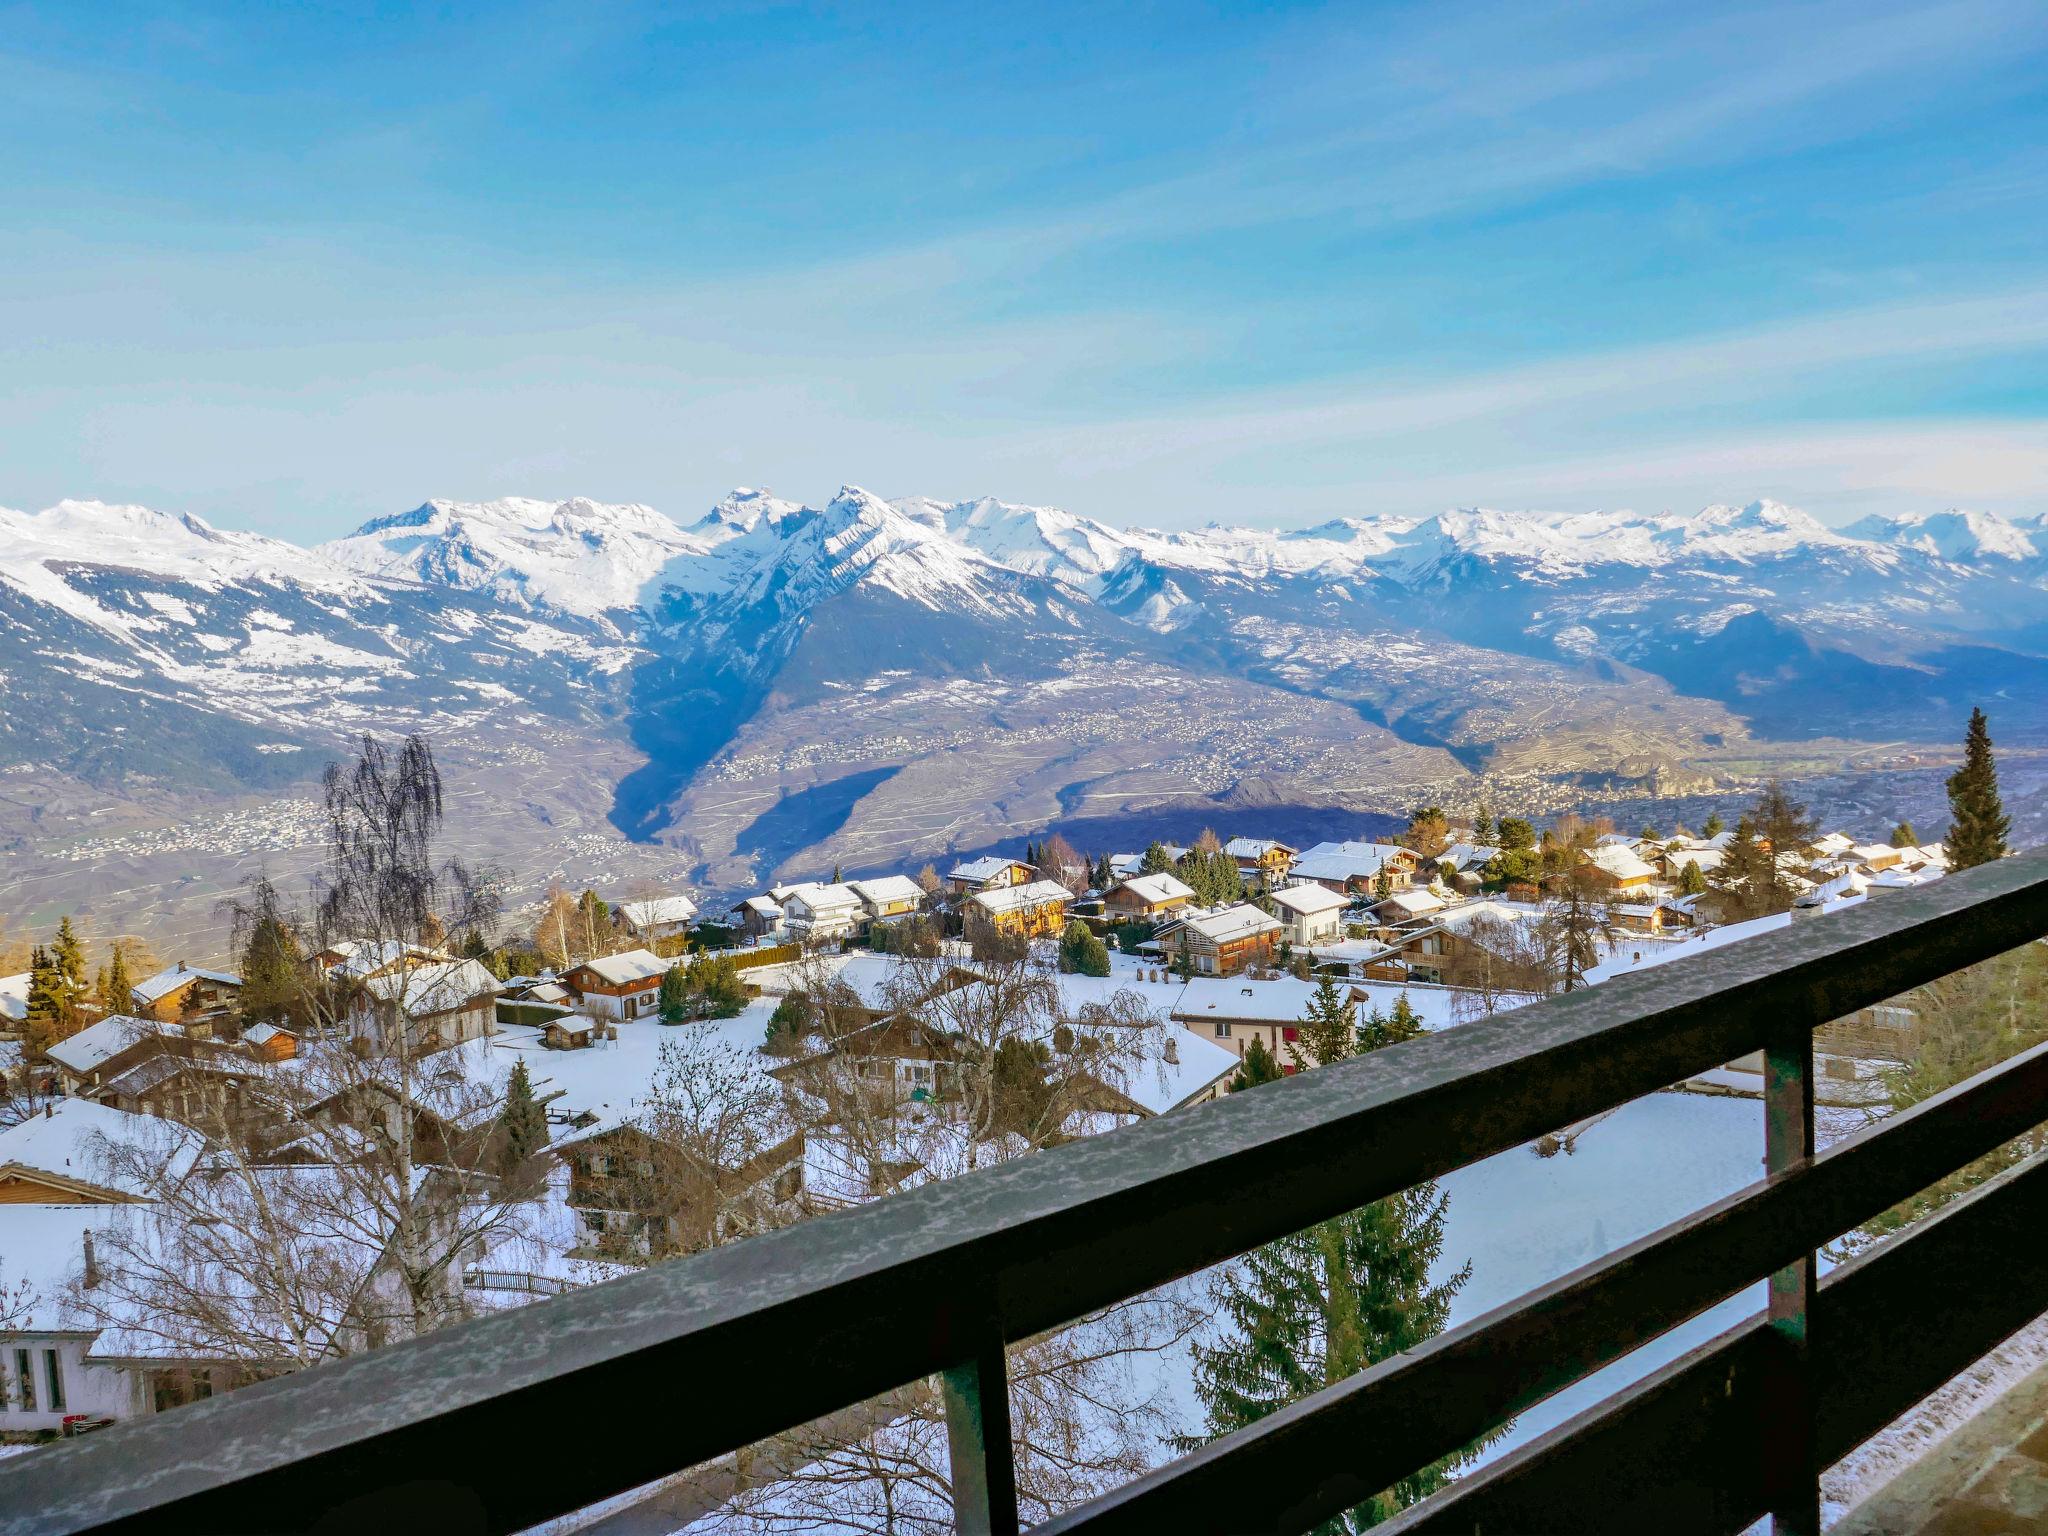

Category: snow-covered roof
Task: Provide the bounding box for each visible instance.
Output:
[1439,843,1501,871]
[0,1098,203,1199]
[782,882,862,916]
[1584,845,1657,882]
[242,1022,292,1046]
[851,875,925,907]
[1668,847,1725,873]
[1168,976,1462,1031]
[319,939,449,978]
[1171,903,1283,944]
[364,957,502,1016]
[1380,889,1446,920]
[500,998,784,1136]
[1811,832,1857,855]
[45,1014,171,1075]
[547,1014,600,1037]
[949,855,1030,883]
[569,949,667,988]
[0,1203,123,1330]
[130,962,240,1005]
[1223,838,1294,860]
[0,971,28,1023]
[1110,872,1196,906]
[1117,1028,1238,1115]
[1583,911,1794,985]
[616,895,699,930]
[1291,841,1413,882]
[969,879,1072,917]
[1270,883,1346,916]
[737,895,784,917]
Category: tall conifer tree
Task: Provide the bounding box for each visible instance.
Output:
[1945,707,2011,871]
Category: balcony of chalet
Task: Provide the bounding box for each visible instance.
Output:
[6,852,2048,1534]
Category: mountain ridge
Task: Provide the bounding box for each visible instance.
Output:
[7,486,2048,893]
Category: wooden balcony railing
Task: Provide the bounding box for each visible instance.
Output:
[6,850,2048,1536]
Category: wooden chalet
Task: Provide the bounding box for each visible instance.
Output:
[1102,872,1196,922]
[1156,903,1283,977]
[946,857,1036,897]
[128,963,242,1036]
[964,879,1071,940]
[1224,838,1297,888]
[559,950,667,1022]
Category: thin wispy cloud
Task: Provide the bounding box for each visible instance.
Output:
[0,0,2043,532]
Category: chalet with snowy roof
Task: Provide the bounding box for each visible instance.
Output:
[1580,844,1657,892]
[946,856,1036,897]
[1377,888,1448,926]
[1077,1027,1239,1118]
[1105,853,1145,882]
[242,1022,297,1062]
[352,957,501,1051]
[129,962,242,1035]
[560,950,667,1023]
[778,882,864,941]
[612,895,699,943]
[1156,903,1282,978]
[1657,845,1725,881]
[965,880,1072,940]
[45,1016,187,1099]
[1850,843,1905,873]
[730,894,786,943]
[1289,841,1418,895]
[311,939,450,981]
[1224,838,1297,886]
[0,971,29,1030]
[1270,883,1346,947]
[851,875,925,922]
[1103,872,1196,922]
[0,1099,202,1205]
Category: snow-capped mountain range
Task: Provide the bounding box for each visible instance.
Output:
[6,486,2048,884]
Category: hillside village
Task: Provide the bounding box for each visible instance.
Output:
[0,725,2006,1464]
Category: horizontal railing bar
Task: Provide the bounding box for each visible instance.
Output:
[1382,1146,2048,1534]
[6,852,2046,1536]
[1038,1036,2048,1536]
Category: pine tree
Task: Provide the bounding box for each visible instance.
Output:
[1702,811,1725,839]
[1889,821,1918,849]
[1292,974,1356,1070]
[1174,931,1197,983]
[659,962,692,1024]
[1639,823,1659,842]
[1945,707,2011,872]
[1713,818,1777,920]
[1228,1036,1283,1092]
[104,941,134,1016]
[1141,841,1173,876]
[1471,804,1495,845]
[23,946,69,1055]
[238,907,304,1026]
[497,1057,548,1177]
[51,917,87,1002]
[1057,920,1110,977]
[1676,859,1708,897]
[1496,817,1536,852]
[1357,994,1425,1053]
[1187,1146,1479,1524]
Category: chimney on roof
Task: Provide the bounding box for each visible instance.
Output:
[1164,1034,1179,1065]
[45,1099,54,1118]
[178,960,187,973]
[82,1230,101,1290]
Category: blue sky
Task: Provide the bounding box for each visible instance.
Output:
[3,0,2046,538]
